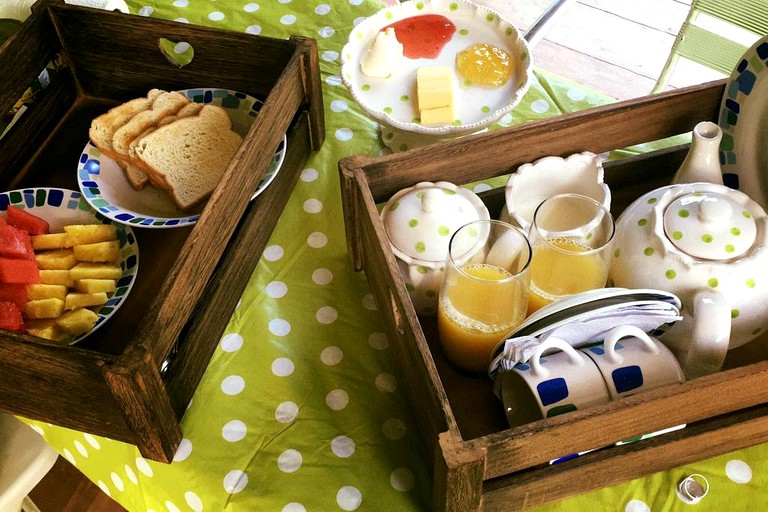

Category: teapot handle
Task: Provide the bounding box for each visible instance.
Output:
[682,290,731,379]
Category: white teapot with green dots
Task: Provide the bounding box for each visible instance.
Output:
[381,181,490,316]
[609,181,768,378]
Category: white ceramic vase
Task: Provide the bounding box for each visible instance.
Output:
[671,121,724,185]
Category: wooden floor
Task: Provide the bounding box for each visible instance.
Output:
[29,457,126,512]
[482,0,729,100]
[27,1,731,510]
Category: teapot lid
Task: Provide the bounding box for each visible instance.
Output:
[381,181,489,262]
[663,191,757,260]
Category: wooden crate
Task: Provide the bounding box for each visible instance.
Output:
[339,81,768,511]
[0,0,324,463]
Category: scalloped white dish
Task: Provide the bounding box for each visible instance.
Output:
[0,187,139,345]
[77,88,287,229]
[340,0,533,136]
[718,35,768,210]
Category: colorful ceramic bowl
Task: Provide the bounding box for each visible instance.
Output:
[0,187,139,344]
[77,88,287,228]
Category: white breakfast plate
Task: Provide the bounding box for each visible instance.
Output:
[718,35,768,209]
[0,187,139,345]
[340,0,532,137]
[77,88,287,228]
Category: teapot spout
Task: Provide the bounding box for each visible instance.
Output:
[671,121,724,186]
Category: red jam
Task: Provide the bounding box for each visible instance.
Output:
[383,14,456,59]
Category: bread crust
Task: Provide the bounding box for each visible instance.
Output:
[88,89,163,160]
[134,105,243,210]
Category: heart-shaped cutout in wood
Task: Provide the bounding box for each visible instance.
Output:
[158,38,194,68]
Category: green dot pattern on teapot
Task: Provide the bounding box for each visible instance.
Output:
[663,192,758,260]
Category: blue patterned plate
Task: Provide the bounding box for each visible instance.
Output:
[0,188,139,345]
[718,35,768,209]
[77,88,287,228]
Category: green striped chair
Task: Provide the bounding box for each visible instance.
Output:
[653,0,768,93]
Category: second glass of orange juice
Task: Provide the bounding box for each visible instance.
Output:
[527,193,615,315]
[437,220,532,373]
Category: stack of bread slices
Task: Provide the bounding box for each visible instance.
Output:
[88,89,243,210]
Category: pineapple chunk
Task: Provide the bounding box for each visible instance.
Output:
[74,279,116,294]
[35,249,77,270]
[64,224,117,246]
[64,292,108,310]
[39,269,74,287]
[73,240,119,263]
[31,233,71,250]
[27,283,68,301]
[56,308,98,335]
[69,263,122,281]
[25,319,61,341]
[26,298,65,319]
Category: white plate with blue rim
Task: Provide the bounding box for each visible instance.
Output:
[487,287,682,380]
[0,187,139,345]
[77,88,287,229]
[718,35,768,209]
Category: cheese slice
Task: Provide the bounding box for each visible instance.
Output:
[420,105,454,125]
[417,66,454,115]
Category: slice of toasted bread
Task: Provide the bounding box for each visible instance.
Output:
[121,102,205,190]
[88,89,164,159]
[134,105,243,210]
[111,91,190,161]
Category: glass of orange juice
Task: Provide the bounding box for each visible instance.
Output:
[527,193,615,315]
[437,220,532,373]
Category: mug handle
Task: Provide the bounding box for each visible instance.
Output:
[604,325,659,364]
[530,337,585,378]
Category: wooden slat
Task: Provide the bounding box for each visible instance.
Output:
[346,81,724,203]
[164,111,314,418]
[435,431,485,512]
[475,360,768,478]
[343,166,457,455]
[0,0,60,114]
[126,44,309,368]
[482,405,768,510]
[102,350,181,463]
[583,0,690,34]
[50,4,292,100]
[0,69,78,187]
[291,36,326,152]
[0,336,131,440]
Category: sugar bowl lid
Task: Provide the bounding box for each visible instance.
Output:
[663,191,757,260]
[381,181,490,263]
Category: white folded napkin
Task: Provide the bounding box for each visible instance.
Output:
[489,301,682,379]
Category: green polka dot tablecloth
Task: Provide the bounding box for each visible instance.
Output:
[18,1,768,511]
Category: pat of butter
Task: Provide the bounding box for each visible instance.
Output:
[360,28,404,79]
[420,105,453,125]
[417,66,454,122]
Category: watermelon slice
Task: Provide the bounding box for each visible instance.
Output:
[0,257,40,284]
[6,205,49,235]
[0,301,24,332]
[0,283,27,310]
[0,223,34,260]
